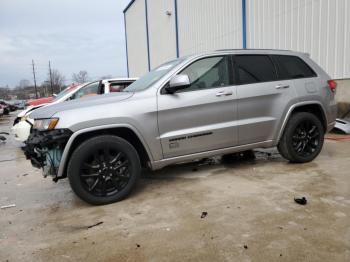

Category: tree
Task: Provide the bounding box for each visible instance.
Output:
[48,69,66,94]
[72,70,89,83]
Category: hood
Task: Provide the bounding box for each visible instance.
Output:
[30,92,134,119]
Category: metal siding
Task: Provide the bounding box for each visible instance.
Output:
[125,0,149,77]
[177,0,243,56]
[247,0,350,79]
[147,0,177,69]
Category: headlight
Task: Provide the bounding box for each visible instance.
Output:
[33,118,59,131]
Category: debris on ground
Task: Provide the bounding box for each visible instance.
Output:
[222,150,256,164]
[243,244,248,249]
[201,211,208,218]
[294,197,307,205]
[1,204,16,209]
[0,132,9,142]
[190,157,220,171]
[22,173,29,177]
[254,150,281,160]
[136,244,141,248]
[87,221,103,229]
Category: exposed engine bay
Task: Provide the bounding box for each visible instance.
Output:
[23,129,72,182]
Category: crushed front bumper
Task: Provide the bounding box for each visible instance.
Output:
[23,129,73,181]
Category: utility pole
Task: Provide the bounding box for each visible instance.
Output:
[49,60,54,95]
[31,59,38,98]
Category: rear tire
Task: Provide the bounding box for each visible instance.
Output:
[67,135,141,205]
[278,112,324,163]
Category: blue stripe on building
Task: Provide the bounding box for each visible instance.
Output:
[144,0,151,71]
[242,0,247,49]
[174,0,180,58]
[123,13,129,77]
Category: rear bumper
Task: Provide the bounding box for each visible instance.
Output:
[333,119,350,134]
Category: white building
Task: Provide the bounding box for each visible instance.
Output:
[123,0,350,80]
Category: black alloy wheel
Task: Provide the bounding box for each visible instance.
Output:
[278,112,324,163]
[291,120,320,157]
[68,135,141,205]
[80,148,131,197]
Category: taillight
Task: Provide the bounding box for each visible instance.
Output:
[327,80,337,92]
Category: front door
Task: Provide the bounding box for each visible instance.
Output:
[157,55,238,158]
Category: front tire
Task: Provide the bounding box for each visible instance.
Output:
[67,135,141,205]
[278,112,324,163]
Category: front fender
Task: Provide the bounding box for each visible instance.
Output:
[57,124,153,178]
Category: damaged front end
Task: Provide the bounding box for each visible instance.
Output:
[23,129,72,182]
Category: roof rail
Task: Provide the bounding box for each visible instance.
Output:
[215,48,292,52]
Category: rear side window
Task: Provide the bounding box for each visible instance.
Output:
[273,55,317,79]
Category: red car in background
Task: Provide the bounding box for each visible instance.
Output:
[26,96,53,107]
[25,83,82,107]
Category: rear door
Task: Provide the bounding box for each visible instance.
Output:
[157,55,238,158]
[234,54,296,145]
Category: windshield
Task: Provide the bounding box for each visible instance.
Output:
[123,59,184,92]
[52,85,81,102]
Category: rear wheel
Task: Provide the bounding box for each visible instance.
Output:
[278,112,324,163]
[67,135,141,205]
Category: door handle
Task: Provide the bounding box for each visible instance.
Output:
[216,90,233,97]
[275,84,290,89]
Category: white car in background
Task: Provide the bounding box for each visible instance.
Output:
[12,78,137,141]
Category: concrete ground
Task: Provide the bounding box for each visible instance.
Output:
[0,112,349,262]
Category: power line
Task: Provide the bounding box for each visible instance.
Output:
[48,60,54,95]
[31,59,38,98]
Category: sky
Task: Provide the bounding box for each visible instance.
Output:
[0,0,130,88]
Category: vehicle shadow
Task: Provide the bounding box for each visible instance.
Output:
[131,149,285,197]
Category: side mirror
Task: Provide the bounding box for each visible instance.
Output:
[165,74,190,94]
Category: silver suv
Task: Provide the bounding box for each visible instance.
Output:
[25,49,337,205]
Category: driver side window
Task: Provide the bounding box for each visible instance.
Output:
[179,56,230,92]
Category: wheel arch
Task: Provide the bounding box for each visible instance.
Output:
[57,125,153,178]
[277,101,327,142]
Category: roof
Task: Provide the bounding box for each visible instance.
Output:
[123,0,135,13]
[209,49,308,56]
[215,48,291,52]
